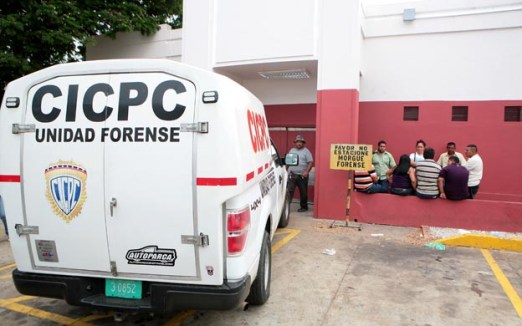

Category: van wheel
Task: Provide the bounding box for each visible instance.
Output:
[247,231,271,305]
[278,192,291,228]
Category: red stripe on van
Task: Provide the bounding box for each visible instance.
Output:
[257,166,263,174]
[264,163,269,169]
[246,171,255,182]
[0,175,21,182]
[197,177,237,186]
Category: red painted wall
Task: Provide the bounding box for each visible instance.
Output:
[265,104,316,157]
[265,104,316,129]
[315,89,359,219]
[266,104,317,203]
[359,101,522,196]
[351,192,522,232]
[265,99,522,221]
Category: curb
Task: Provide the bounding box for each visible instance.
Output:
[437,234,522,252]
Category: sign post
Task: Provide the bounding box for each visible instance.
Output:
[330,144,372,230]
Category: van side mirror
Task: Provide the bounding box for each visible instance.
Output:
[284,153,299,166]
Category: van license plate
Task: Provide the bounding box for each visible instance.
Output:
[105,279,142,299]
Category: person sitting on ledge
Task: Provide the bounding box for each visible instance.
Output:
[353,164,387,194]
[372,140,396,192]
[415,147,441,199]
[438,156,469,200]
[437,142,466,168]
[409,139,426,168]
[387,154,416,196]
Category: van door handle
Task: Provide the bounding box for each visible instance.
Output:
[110,198,117,216]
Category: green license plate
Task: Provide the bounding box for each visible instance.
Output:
[105,278,142,299]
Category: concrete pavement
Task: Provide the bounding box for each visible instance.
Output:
[0,205,521,325]
[186,206,522,325]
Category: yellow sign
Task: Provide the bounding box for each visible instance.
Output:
[330,144,373,171]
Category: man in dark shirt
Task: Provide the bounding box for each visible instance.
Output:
[438,156,469,200]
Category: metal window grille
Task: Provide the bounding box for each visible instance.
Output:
[403,106,419,121]
[505,106,522,122]
[452,106,468,121]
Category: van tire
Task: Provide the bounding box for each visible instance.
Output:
[247,231,271,305]
[277,192,291,228]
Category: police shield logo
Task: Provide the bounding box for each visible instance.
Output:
[45,161,87,223]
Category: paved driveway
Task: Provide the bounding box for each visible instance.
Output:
[0,206,520,325]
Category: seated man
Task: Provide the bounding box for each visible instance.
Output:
[415,147,441,199]
[437,142,467,168]
[354,164,387,193]
[438,156,469,200]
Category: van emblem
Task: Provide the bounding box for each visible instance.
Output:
[45,161,87,223]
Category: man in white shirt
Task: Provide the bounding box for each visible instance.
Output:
[463,144,483,199]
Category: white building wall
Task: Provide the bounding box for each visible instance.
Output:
[360,0,522,101]
[180,0,319,105]
[87,25,182,61]
[85,0,522,103]
[242,79,317,105]
[362,0,522,37]
[213,0,317,66]
[360,28,522,101]
[317,0,361,91]
[181,0,214,69]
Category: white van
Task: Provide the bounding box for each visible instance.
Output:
[0,59,293,312]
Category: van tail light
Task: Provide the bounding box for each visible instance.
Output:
[227,207,250,255]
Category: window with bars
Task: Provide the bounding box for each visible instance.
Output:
[403,106,418,121]
[505,106,522,122]
[452,106,468,121]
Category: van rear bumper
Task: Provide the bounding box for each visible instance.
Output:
[12,269,251,312]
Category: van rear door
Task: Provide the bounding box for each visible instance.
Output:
[103,73,199,278]
[22,74,113,273]
[21,72,203,280]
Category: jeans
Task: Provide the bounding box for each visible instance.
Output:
[416,192,439,199]
[391,188,413,196]
[468,185,480,199]
[375,180,390,193]
[358,182,388,194]
[288,174,309,209]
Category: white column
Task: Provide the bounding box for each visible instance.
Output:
[181,0,215,70]
[317,0,361,90]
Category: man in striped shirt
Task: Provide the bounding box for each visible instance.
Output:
[354,164,387,193]
[415,147,441,199]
